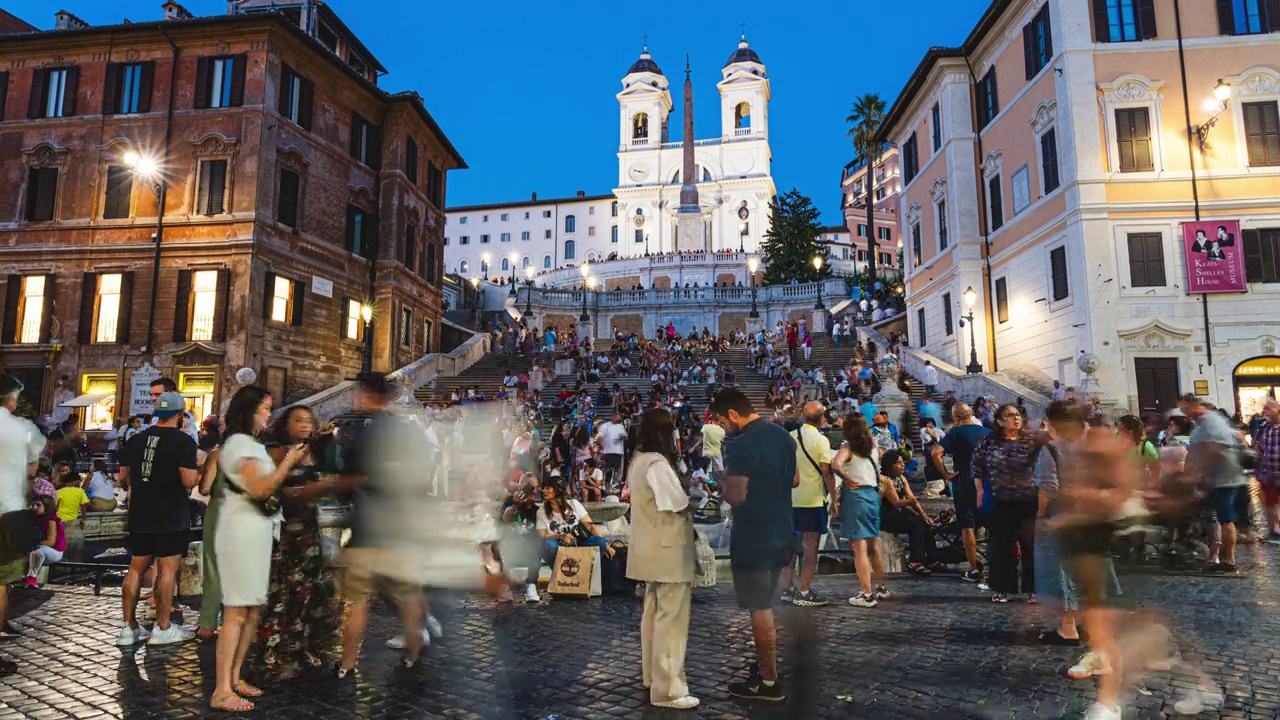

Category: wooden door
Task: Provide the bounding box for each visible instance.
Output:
[1134,358,1180,415]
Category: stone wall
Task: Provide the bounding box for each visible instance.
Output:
[716,272,738,287]
[611,314,644,337]
[651,276,672,289]
[605,275,640,291]
[718,312,747,337]
[542,314,578,332]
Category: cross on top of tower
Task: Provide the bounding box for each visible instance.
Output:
[740,22,747,40]
[642,33,648,51]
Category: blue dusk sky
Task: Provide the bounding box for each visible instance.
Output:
[15,1,986,225]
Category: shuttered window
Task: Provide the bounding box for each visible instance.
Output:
[1050,246,1070,301]
[1217,0,1280,35]
[425,241,437,285]
[25,167,58,222]
[404,224,417,270]
[27,66,78,119]
[1126,233,1166,287]
[911,223,922,268]
[942,292,954,336]
[977,68,999,129]
[1243,228,1280,283]
[902,133,919,183]
[1094,0,1157,42]
[277,169,300,227]
[103,166,133,220]
[197,159,228,215]
[349,113,381,168]
[1243,101,1280,167]
[194,55,245,109]
[1115,107,1154,172]
[406,137,419,184]
[103,62,153,115]
[1041,128,1061,193]
[995,277,1009,323]
[988,175,1004,232]
[278,64,314,129]
[1022,4,1053,80]
[917,308,928,347]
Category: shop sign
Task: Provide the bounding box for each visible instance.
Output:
[129,362,162,416]
[1234,357,1280,377]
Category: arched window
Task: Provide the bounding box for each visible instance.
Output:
[501,258,509,271]
[480,259,489,274]
[735,102,751,130]
[460,260,469,274]
[522,256,531,268]
[543,255,552,269]
[565,215,576,233]
[564,240,576,259]
[633,112,649,140]
[611,201,618,217]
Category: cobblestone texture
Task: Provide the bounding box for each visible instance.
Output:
[2,542,1278,719]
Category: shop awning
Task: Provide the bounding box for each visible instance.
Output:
[829,299,855,316]
[60,392,115,408]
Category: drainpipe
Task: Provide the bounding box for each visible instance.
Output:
[367,109,387,369]
[964,54,998,373]
[144,27,180,357]
[1173,0,1212,367]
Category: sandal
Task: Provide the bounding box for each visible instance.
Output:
[906,562,932,576]
[1037,629,1081,646]
[928,561,949,572]
[211,692,254,713]
[234,682,264,698]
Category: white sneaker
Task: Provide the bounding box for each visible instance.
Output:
[425,615,443,638]
[146,624,194,645]
[525,584,541,603]
[1068,652,1111,679]
[1083,702,1122,720]
[385,629,431,650]
[847,593,878,608]
[115,624,151,646]
[1173,687,1223,715]
[652,695,700,709]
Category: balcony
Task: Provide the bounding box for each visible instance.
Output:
[734,127,751,137]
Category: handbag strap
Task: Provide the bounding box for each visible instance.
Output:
[794,427,824,477]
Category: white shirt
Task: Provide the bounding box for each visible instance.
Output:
[87,471,116,500]
[596,422,627,455]
[643,456,690,513]
[839,451,880,489]
[1051,386,1067,401]
[0,407,45,513]
[536,498,590,532]
[922,365,938,386]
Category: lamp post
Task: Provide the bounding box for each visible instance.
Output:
[122,150,165,354]
[739,221,747,253]
[813,255,825,310]
[469,276,480,321]
[960,285,983,374]
[747,255,760,318]
[523,266,535,324]
[360,303,373,373]
[481,252,490,280]
[580,276,592,322]
[508,252,519,296]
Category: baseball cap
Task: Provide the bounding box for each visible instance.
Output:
[153,391,187,418]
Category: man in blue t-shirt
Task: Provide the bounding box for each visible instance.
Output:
[710,388,796,703]
[934,401,990,581]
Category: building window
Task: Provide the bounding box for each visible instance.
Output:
[278,64,314,129]
[267,274,295,324]
[400,307,412,347]
[25,167,59,222]
[1115,108,1154,172]
[1050,246,1069,301]
[103,166,134,220]
[587,226,596,237]
[500,213,509,221]
[942,292,954,336]
[564,240,576,260]
[543,255,552,269]
[459,235,469,245]
[1041,128,1061,193]
[937,200,949,251]
[611,201,618,217]
[88,273,130,343]
[1127,233,1167,287]
[189,270,219,341]
[875,187,886,201]
[522,256,531,268]
[988,175,1004,232]
[931,103,942,151]
[459,260,469,274]
[977,67,999,129]
[858,250,868,262]
[1094,0,1157,42]
[1243,102,1280,167]
[425,241,437,285]
[500,232,511,242]
[481,234,490,244]
[1023,3,1053,80]
[611,225,619,243]
[911,223,922,268]
[194,55,245,109]
[277,169,300,228]
[524,212,530,219]
[902,132,919,183]
[483,215,488,222]
[424,319,433,353]
[880,252,893,266]
[406,138,419,184]
[28,66,78,119]
[501,258,509,272]
[104,62,153,115]
[521,231,530,240]
[344,298,363,340]
[345,206,376,259]
[635,229,644,243]
[995,277,1009,323]
[544,229,552,239]
[196,159,229,215]
[459,216,468,224]
[480,258,490,276]
[349,113,380,168]
[543,210,552,218]
[12,275,49,344]
[1242,228,1280,282]
[565,215,576,233]
[404,224,417,270]
[857,224,867,238]
[1218,0,1280,35]
[878,227,890,241]
[917,308,928,347]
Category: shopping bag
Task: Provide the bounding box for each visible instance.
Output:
[548,545,597,597]
[693,530,717,588]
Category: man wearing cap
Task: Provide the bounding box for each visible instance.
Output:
[709,387,796,702]
[115,390,199,646]
[0,376,46,674]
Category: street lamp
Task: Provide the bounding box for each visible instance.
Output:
[508,252,519,296]
[481,252,491,280]
[360,303,374,373]
[469,276,480,320]
[813,255,825,309]
[747,255,760,318]
[123,149,166,354]
[959,285,983,374]
[739,221,747,253]
[523,265,535,324]
[580,273,593,322]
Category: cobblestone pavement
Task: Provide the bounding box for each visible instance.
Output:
[1,541,1278,720]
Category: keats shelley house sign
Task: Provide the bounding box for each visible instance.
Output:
[1181,220,1247,294]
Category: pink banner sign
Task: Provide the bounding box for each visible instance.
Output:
[1182,220,1247,294]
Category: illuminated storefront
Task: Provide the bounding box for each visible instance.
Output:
[59,373,121,431]
[1233,357,1280,421]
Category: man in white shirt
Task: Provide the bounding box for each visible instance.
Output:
[700,416,726,478]
[921,360,939,396]
[0,375,48,673]
[595,413,629,490]
[1051,380,1067,401]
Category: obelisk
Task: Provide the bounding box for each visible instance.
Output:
[675,55,705,252]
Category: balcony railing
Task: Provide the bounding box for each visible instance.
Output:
[520,278,848,311]
[734,127,751,136]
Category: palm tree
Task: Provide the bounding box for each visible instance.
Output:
[846,93,887,284]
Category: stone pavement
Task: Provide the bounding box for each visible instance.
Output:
[2,542,1279,720]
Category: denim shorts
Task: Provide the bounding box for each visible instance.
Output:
[1211,486,1245,524]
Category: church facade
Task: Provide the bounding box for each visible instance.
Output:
[444,38,776,279]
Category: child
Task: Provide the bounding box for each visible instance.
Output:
[53,465,89,525]
[84,458,118,512]
[580,459,604,502]
[26,496,66,587]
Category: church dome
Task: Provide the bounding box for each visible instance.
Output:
[724,38,761,67]
[628,50,663,76]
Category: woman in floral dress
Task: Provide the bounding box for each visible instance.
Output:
[252,405,341,680]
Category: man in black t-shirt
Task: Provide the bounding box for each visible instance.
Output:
[47,418,80,468]
[115,391,198,647]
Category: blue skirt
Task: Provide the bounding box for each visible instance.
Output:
[840,486,881,541]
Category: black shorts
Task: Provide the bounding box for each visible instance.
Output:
[793,507,828,534]
[1057,522,1117,560]
[952,482,979,530]
[602,453,623,474]
[129,531,189,559]
[732,568,781,611]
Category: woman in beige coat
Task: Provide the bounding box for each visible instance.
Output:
[626,408,698,710]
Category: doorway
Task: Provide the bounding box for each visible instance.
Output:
[1134,358,1180,415]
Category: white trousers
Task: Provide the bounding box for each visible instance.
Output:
[640,581,693,704]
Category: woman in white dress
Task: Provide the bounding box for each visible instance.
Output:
[211,385,306,713]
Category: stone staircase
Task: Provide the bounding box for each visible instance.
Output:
[415,348,537,404]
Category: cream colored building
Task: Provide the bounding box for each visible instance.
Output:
[882,0,1280,417]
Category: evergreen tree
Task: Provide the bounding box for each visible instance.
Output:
[760,188,830,285]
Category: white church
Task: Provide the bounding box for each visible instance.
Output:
[443,38,777,280]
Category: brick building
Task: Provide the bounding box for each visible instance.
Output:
[0,2,464,430]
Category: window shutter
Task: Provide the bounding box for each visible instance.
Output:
[1137,0,1158,38]
[136,61,154,113]
[2,276,19,343]
[1244,103,1265,166]
[406,138,418,184]
[426,242,436,284]
[228,54,246,107]
[291,280,305,327]
[368,125,382,170]
[1216,0,1235,34]
[117,272,134,344]
[1265,103,1280,165]
[29,168,58,222]
[207,160,227,214]
[193,57,211,109]
[102,63,121,114]
[278,170,299,227]
[1127,235,1148,287]
[1134,109,1153,170]
[39,273,56,343]
[104,166,132,219]
[27,68,47,118]
[297,78,313,130]
[1051,247,1069,300]
[1093,0,1111,42]
[362,212,378,259]
[349,112,362,158]
[995,277,1009,323]
[1243,229,1264,281]
[917,308,927,346]
[278,64,292,116]
[197,161,213,215]
[0,72,8,120]
[344,206,356,253]
[340,295,350,339]
[1023,23,1035,80]
[173,269,192,342]
[1042,6,1053,61]
[60,65,79,117]
[214,269,231,341]
[1116,110,1135,171]
[989,176,1003,231]
[262,271,276,319]
[1267,0,1280,31]
[1145,234,1166,286]
[78,273,97,344]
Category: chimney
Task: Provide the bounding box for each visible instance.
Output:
[161,1,194,21]
[54,10,90,30]
[531,192,537,201]
[576,190,585,197]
